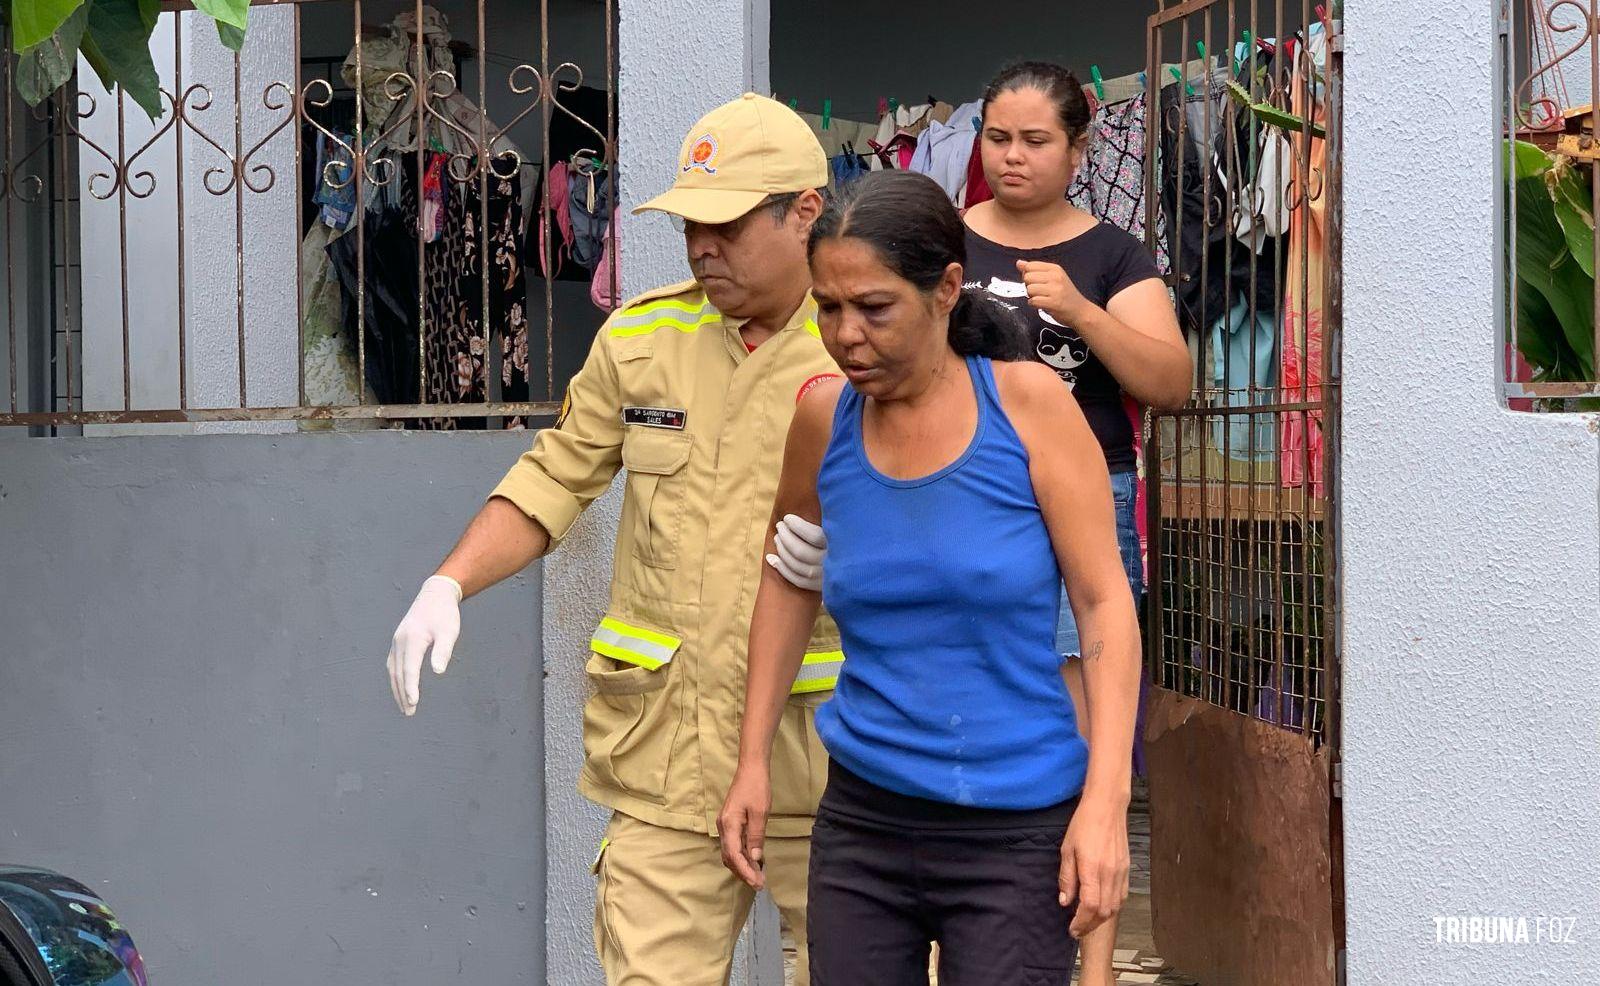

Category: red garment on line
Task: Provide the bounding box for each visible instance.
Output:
[963,133,993,208]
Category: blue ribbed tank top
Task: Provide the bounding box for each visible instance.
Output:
[815,355,1088,810]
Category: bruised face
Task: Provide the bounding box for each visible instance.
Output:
[980,87,1084,209]
[809,237,962,400]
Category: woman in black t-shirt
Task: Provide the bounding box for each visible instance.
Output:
[965,61,1189,986]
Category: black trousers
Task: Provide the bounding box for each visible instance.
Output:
[807,763,1080,986]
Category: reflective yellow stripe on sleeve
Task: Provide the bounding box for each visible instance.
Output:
[609,299,719,338]
[791,650,843,694]
[591,617,683,671]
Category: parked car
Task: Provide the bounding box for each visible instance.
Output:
[0,868,146,986]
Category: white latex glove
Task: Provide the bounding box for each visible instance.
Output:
[765,514,828,592]
[387,574,462,716]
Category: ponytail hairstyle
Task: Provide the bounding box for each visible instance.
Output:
[808,171,1033,361]
[981,60,1093,147]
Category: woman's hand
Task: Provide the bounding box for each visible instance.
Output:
[718,764,773,890]
[1017,259,1092,327]
[1058,793,1130,939]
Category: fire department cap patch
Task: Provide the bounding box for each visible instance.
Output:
[683,134,719,175]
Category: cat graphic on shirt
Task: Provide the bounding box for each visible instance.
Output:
[979,276,1089,389]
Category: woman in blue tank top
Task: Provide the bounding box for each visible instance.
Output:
[718,171,1142,985]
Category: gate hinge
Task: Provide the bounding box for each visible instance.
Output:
[1331,761,1344,799]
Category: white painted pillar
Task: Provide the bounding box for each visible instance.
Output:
[543,0,776,982]
[1341,3,1600,984]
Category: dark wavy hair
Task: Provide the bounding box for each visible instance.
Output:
[807,171,1033,361]
[982,60,1092,144]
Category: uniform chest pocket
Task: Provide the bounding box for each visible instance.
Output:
[621,428,693,570]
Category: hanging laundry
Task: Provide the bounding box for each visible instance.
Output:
[829,143,870,191]
[421,153,448,243]
[590,209,622,312]
[1209,296,1279,462]
[313,132,357,230]
[910,99,981,203]
[1158,62,1279,338]
[1067,92,1169,274]
[569,159,616,270]
[1280,24,1330,497]
[963,131,993,208]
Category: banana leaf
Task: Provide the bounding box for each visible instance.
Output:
[1517,273,1583,379]
[1516,173,1597,376]
[1511,139,1552,181]
[1549,160,1596,279]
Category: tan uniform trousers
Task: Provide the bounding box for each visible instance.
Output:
[594,811,812,986]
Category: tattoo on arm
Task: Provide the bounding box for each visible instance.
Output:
[1083,640,1104,663]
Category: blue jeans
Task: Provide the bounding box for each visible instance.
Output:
[1056,470,1144,658]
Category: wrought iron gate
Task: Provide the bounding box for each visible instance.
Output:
[1142,0,1343,981]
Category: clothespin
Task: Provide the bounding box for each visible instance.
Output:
[888,96,899,114]
[1138,71,1148,89]
[822,98,832,131]
[1196,40,1208,66]
[971,115,981,131]
[788,97,798,110]
[1090,65,1105,101]
[1169,65,1196,96]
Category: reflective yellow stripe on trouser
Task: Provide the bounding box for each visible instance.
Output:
[792,650,843,694]
[591,617,683,670]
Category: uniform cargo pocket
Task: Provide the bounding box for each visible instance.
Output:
[583,651,673,802]
[621,429,692,570]
[770,694,829,816]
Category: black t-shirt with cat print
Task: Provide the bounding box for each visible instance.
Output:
[963,223,1163,474]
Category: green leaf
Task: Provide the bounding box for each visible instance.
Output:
[77,29,113,90]
[84,0,163,120]
[14,2,86,105]
[1549,160,1596,279]
[10,0,86,50]
[1516,274,1582,380]
[191,0,245,30]
[215,16,244,50]
[1509,139,1552,181]
[1516,173,1596,374]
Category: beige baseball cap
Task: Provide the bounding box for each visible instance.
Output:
[633,93,828,224]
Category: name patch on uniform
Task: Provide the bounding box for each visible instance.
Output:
[623,406,687,430]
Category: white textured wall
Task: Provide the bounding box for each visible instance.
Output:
[542,1,775,982]
[1342,4,1600,984]
[183,6,297,433]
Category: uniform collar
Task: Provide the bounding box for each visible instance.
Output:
[713,294,819,363]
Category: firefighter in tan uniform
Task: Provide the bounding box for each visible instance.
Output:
[384,94,841,986]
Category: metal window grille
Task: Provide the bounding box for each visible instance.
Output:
[0,0,618,432]
[1501,0,1600,409]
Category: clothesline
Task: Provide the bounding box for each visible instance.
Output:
[774,56,1219,129]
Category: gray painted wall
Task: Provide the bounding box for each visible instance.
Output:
[0,432,546,984]
[769,0,1154,123]
[1342,3,1600,984]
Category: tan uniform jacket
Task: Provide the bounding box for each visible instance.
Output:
[493,280,842,837]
